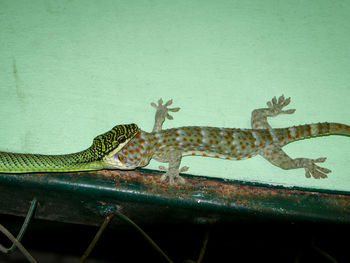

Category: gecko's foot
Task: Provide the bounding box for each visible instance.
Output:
[159,165,189,185]
[151,98,180,121]
[302,157,332,179]
[267,95,296,116]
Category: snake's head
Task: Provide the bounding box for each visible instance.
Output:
[91,124,139,167]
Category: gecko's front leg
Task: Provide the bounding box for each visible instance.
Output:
[156,150,189,185]
[151,98,180,132]
[150,99,189,184]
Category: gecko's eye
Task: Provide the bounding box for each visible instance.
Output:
[118,153,127,163]
[118,136,126,143]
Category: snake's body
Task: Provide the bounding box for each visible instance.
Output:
[0,151,102,173]
[0,124,139,173]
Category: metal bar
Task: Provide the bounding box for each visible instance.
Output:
[0,169,349,225]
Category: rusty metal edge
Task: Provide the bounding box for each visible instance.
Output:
[0,168,349,224]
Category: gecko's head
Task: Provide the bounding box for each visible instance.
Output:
[91,124,139,162]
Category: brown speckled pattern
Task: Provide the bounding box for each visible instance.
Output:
[116,96,350,184]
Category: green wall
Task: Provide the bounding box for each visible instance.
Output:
[0,0,349,191]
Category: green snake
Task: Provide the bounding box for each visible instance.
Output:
[0,124,139,173]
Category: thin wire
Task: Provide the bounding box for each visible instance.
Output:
[0,224,37,263]
[79,214,113,263]
[6,198,38,253]
[312,243,338,263]
[183,231,210,263]
[114,210,174,263]
[197,231,209,263]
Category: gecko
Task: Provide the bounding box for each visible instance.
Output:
[113,95,350,184]
[1,95,348,184]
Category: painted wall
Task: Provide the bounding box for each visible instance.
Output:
[0,0,349,191]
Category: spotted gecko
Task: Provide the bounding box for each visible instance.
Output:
[114,96,350,184]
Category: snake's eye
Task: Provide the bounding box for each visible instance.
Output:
[118,136,126,143]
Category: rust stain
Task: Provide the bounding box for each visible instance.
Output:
[13,168,350,215]
[2,169,349,222]
[90,169,350,214]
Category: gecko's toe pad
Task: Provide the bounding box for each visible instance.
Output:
[267,95,295,116]
[304,157,331,179]
[159,166,187,184]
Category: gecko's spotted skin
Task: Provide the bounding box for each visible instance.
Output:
[114,97,350,184]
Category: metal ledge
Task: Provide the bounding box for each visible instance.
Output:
[0,169,349,225]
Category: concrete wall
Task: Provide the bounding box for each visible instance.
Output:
[0,0,349,191]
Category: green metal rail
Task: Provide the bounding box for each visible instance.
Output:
[0,169,349,225]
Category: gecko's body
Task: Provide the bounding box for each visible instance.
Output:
[113,96,350,184]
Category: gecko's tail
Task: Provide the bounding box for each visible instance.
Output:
[278,122,350,145]
[328,122,350,136]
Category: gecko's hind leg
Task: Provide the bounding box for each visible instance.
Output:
[151,98,180,132]
[251,95,296,129]
[259,144,331,179]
